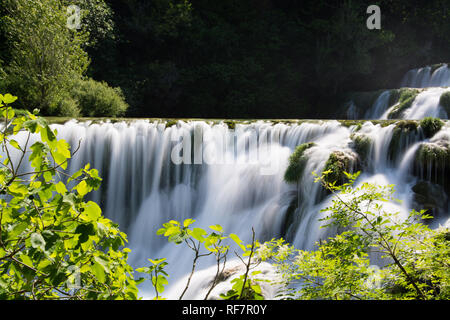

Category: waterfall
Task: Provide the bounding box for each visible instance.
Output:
[346,63,450,120]
[6,116,428,298]
[401,64,450,88]
[3,64,450,299]
[4,114,449,298]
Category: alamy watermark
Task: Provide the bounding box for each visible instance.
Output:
[367,5,381,30]
[66,4,81,30]
[170,125,282,176]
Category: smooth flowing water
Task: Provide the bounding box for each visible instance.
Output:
[47,118,449,298]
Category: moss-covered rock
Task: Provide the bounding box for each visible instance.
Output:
[419,117,444,138]
[284,142,315,184]
[439,91,450,116]
[414,141,450,192]
[387,120,419,160]
[350,133,372,167]
[322,150,359,186]
[430,63,445,74]
[165,119,179,127]
[224,120,236,130]
[387,88,421,119]
[416,142,450,164]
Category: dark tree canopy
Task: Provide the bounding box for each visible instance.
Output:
[2,0,450,119]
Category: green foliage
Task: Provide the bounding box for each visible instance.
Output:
[136,258,168,300]
[54,96,82,118]
[0,93,142,299]
[284,142,315,184]
[66,0,116,48]
[1,0,89,114]
[157,219,263,300]
[70,78,128,117]
[415,143,450,165]
[263,171,450,300]
[420,117,444,139]
[219,272,264,300]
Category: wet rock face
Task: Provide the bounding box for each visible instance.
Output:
[412,181,449,218]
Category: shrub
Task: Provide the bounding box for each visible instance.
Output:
[53,96,82,117]
[71,78,128,117]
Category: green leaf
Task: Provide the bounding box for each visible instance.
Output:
[9,139,20,150]
[229,233,246,251]
[76,180,89,197]
[92,262,106,282]
[93,255,110,273]
[43,171,53,182]
[164,226,180,237]
[191,228,207,242]
[153,275,168,293]
[55,181,67,194]
[149,258,166,265]
[183,218,195,227]
[84,201,101,220]
[209,224,223,233]
[19,254,34,267]
[7,222,28,240]
[2,94,18,104]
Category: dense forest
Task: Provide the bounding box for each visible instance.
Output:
[1,0,450,118]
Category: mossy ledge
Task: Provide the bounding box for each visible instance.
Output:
[387,120,419,160]
[350,133,372,167]
[44,118,445,132]
[419,117,444,139]
[387,88,422,119]
[284,142,316,184]
[413,141,450,192]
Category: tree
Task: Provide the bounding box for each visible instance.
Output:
[262,171,450,300]
[0,93,141,299]
[1,0,89,114]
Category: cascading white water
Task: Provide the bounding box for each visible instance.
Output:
[347,63,450,120]
[401,64,450,88]
[35,117,447,298]
[364,90,391,119]
[3,115,450,299]
[403,87,450,119]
